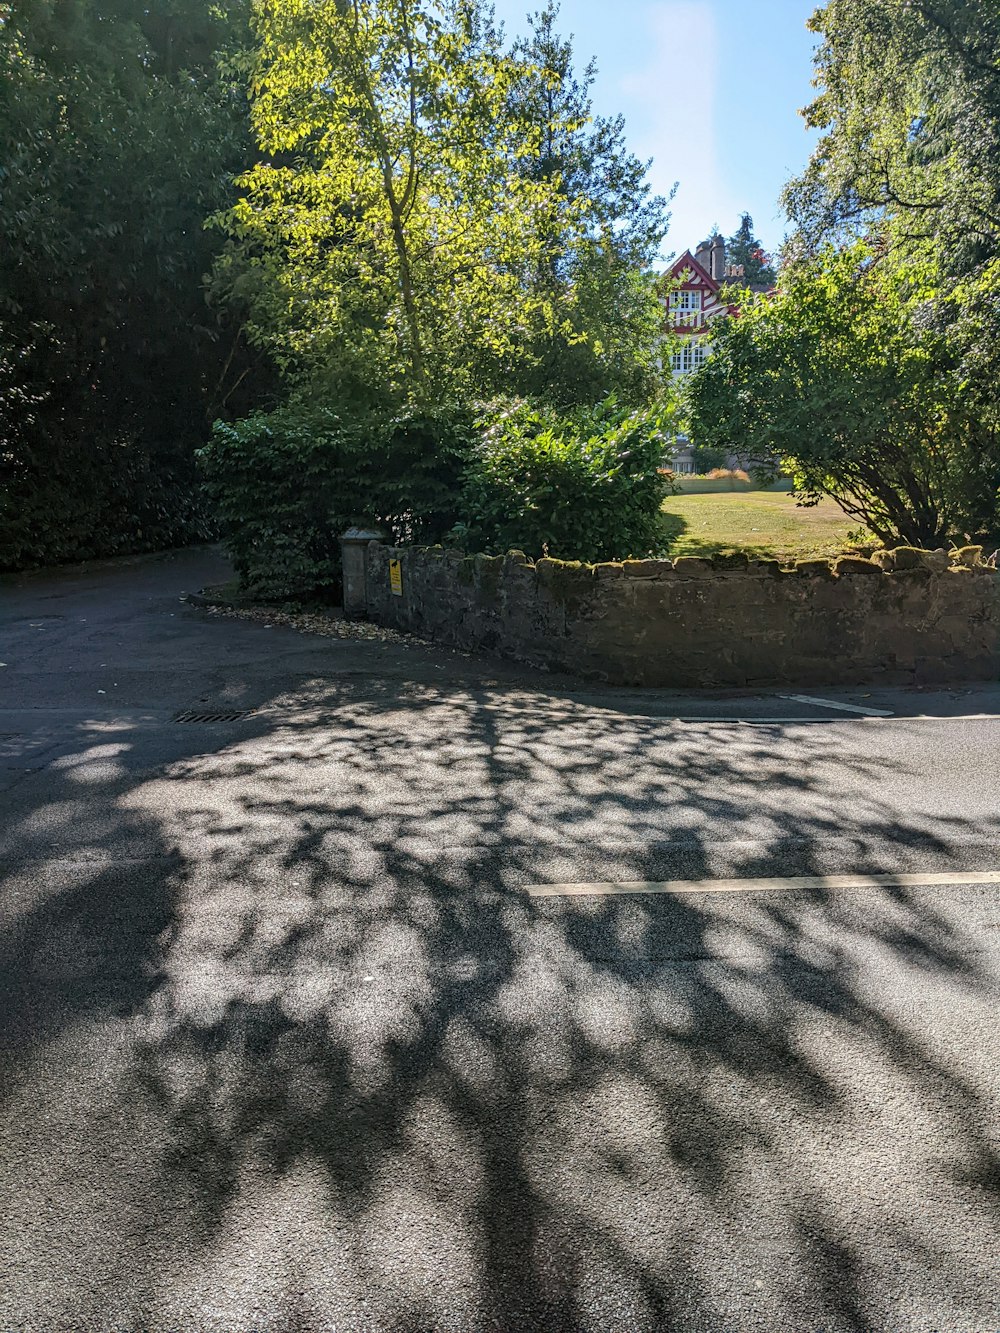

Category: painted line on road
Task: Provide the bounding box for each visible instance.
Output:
[906,713,1000,720]
[779,693,895,716]
[672,714,998,724]
[525,870,1000,899]
[674,716,857,724]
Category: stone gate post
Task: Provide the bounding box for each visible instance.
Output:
[340,526,383,620]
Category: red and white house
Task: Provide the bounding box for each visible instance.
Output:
[661,235,769,470]
[664,235,738,379]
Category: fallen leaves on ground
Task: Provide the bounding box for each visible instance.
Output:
[205,603,416,646]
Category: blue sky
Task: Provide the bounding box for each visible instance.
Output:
[490,0,823,262]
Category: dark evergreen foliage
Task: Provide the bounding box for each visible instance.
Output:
[199,404,476,599]
[495,1,672,407]
[0,0,259,570]
[725,214,776,287]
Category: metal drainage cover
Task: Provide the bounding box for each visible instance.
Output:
[172,709,257,724]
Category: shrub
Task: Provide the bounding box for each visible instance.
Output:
[684,244,1000,547]
[692,444,728,472]
[199,401,474,599]
[1,433,213,572]
[454,397,672,563]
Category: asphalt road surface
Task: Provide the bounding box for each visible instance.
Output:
[2,547,999,1332]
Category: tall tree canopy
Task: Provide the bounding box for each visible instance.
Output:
[215,0,671,410]
[216,0,571,406]
[1,0,674,579]
[723,0,1000,547]
[200,0,675,594]
[785,0,1000,276]
[0,0,254,569]
[503,2,672,405]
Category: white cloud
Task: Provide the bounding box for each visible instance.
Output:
[620,2,741,260]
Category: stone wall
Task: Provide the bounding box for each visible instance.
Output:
[365,543,1000,687]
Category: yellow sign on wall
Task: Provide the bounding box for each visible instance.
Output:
[389,558,403,597]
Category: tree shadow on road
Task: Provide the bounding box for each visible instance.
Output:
[1,677,998,1330]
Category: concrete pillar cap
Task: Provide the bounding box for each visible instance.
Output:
[341,526,383,544]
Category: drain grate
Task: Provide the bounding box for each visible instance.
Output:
[172,708,257,724]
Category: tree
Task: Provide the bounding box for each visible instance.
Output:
[0,0,255,569]
[771,2,1000,549]
[683,245,1000,547]
[503,2,673,406]
[217,0,673,412]
[214,0,586,409]
[204,0,679,595]
[784,0,1000,277]
[725,213,776,287]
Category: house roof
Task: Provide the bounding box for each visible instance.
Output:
[665,249,719,290]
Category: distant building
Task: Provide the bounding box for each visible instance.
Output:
[662,235,773,472]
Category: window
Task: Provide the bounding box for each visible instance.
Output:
[669,290,703,313]
[670,339,709,375]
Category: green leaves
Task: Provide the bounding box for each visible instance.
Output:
[773,2,1000,548]
[683,244,1000,547]
[787,0,1000,276]
[0,0,255,570]
[198,399,475,597]
[216,0,564,404]
[500,2,671,407]
[456,397,672,562]
[214,0,670,412]
[725,215,776,288]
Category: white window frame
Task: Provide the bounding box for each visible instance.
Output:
[669,289,703,313]
[670,339,710,376]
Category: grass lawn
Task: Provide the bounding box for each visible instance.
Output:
[661,490,867,563]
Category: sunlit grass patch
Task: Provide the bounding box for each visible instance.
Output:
[661,491,867,562]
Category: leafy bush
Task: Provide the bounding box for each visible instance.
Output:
[0,435,213,572]
[199,401,474,599]
[454,398,672,563]
[201,395,672,597]
[684,245,1000,547]
[673,472,792,495]
[691,444,728,472]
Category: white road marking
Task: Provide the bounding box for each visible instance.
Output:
[525,870,1000,899]
[779,694,895,716]
[908,713,1000,721]
[672,714,997,724]
[673,716,849,724]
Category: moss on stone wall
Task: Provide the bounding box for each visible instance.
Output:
[365,541,1000,687]
[474,554,503,603]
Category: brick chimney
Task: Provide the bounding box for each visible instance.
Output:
[710,234,725,281]
[695,239,712,273]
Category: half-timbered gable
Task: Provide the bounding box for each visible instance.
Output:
[665,250,727,335]
[663,246,737,379]
[661,235,775,468]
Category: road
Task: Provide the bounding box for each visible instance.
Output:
[1,547,999,1332]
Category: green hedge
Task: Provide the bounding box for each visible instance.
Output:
[674,474,793,495]
[0,437,212,572]
[454,398,672,563]
[198,402,474,599]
